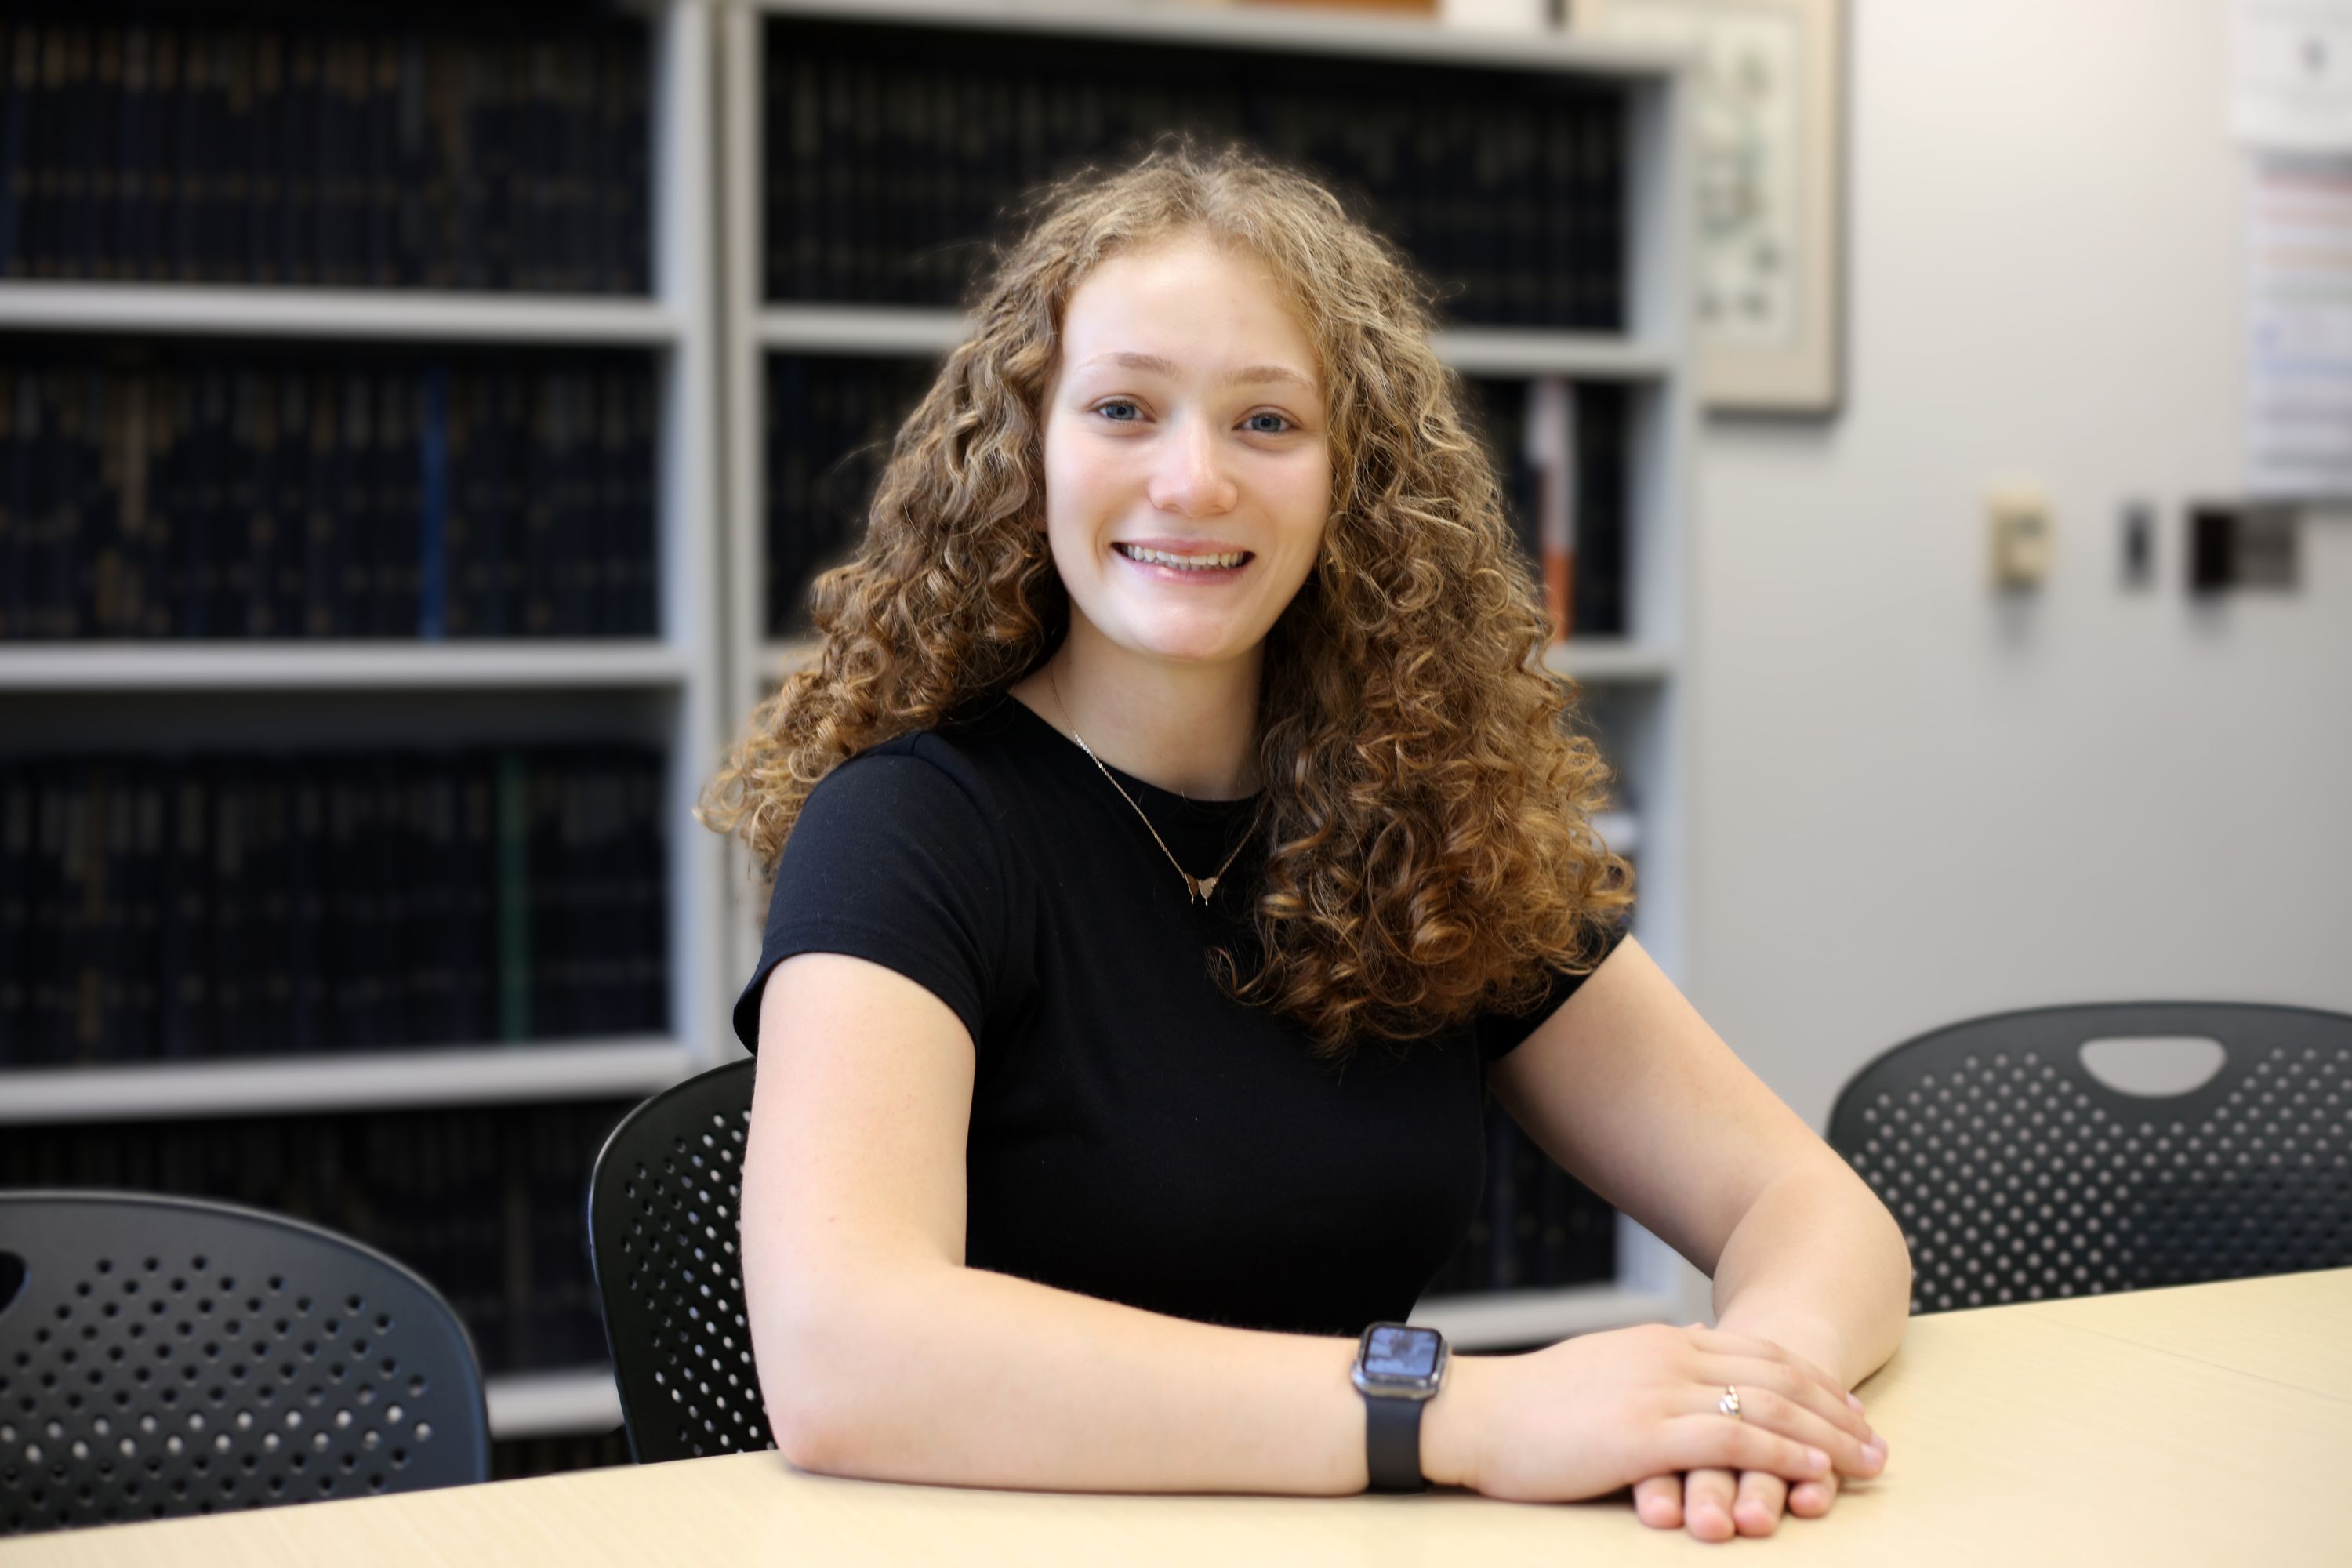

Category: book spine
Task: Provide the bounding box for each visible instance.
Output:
[25,765,65,1062]
[370,760,411,1048]
[364,33,399,289]
[247,29,281,285]
[207,759,249,1054]
[0,764,31,1053]
[444,367,482,637]
[377,366,420,637]
[156,762,210,1058]
[285,763,327,1054]
[392,34,428,289]
[326,762,372,1049]
[495,748,531,1041]
[625,365,656,636]
[63,28,97,281]
[1571,382,1628,639]
[0,27,33,277]
[418,361,448,639]
[517,367,556,635]
[282,30,319,286]
[455,753,496,1041]
[0,370,26,637]
[244,764,292,1054]
[1523,377,1576,642]
[67,368,102,638]
[118,366,159,637]
[267,368,304,638]
[60,765,101,1064]
[221,31,259,284]
[92,770,138,1059]
[333,369,368,637]
[299,368,340,636]
[189,365,229,638]
[628,750,668,1032]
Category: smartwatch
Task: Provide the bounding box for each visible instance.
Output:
[1351,1321,1448,1494]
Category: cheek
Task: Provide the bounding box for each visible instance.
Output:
[1041,425,1131,525]
[1269,458,1333,554]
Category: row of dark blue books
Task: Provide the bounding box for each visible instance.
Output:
[1422,1097,1618,1304]
[0,745,670,1068]
[763,16,1628,329]
[0,10,650,292]
[0,1099,633,1377]
[764,352,940,637]
[0,346,659,641]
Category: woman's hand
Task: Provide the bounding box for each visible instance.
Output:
[1632,1450,1848,1539]
[1421,1322,1884,1508]
[1626,1329,1884,1540]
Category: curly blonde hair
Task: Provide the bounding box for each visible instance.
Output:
[702,142,1633,1057]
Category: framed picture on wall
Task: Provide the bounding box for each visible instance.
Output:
[1572,0,1846,416]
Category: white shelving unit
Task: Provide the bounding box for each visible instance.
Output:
[719,0,1706,1343]
[0,0,727,1440]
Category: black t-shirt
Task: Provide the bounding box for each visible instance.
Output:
[731,694,1624,1338]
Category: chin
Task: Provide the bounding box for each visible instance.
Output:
[1112,624,1258,666]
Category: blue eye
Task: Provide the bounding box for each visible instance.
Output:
[1244,412,1293,435]
[1096,400,1142,423]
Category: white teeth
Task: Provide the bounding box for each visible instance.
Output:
[1117,545,1247,571]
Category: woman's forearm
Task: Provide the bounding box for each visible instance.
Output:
[760,1258,1450,1494]
[1708,1163,1912,1389]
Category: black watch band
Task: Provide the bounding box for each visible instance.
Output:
[1363,1392,1428,1494]
[1352,1321,1445,1494]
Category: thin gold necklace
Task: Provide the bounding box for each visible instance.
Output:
[1046,664,1252,906]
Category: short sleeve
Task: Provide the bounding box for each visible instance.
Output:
[730,750,1007,1053]
[1472,920,1632,1062]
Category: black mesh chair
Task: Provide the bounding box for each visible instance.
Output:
[586,1058,772,1463]
[0,1191,489,1537]
[1828,1002,2352,1315]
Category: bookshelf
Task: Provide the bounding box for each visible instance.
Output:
[0,0,724,1443]
[718,0,1705,1342]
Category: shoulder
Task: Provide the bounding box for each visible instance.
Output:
[786,704,1030,861]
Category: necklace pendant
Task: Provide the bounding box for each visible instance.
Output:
[1190,874,1217,904]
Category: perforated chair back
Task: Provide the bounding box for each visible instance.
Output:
[0,1190,489,1537]
[586,1058,771,1463]
[1827,1002,2352,1315]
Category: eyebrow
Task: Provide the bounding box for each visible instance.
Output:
[1079,350,1319,394]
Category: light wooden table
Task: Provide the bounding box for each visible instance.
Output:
[12,1269,2347,1566]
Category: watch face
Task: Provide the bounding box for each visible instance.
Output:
[1363,1325,1441,1380]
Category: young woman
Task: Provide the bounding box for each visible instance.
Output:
[703,146,1909,1543]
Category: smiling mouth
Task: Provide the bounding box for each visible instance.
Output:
[1112,543,1254,572]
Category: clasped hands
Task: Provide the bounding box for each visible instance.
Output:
[1420,1321,1888,1541]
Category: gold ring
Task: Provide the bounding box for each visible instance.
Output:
[1719,1385,1743,1419]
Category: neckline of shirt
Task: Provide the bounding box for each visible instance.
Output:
[992,691,1265,822]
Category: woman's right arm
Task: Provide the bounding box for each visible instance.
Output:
[740,952,1879,1499]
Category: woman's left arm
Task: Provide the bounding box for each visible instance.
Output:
[1487,935,1913,1539]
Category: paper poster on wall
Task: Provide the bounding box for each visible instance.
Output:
[2245,155,2352,499]
[2232,0,2352,151]
[1573,0,1844,416]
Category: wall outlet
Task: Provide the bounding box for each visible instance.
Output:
[1988,488,2054,590]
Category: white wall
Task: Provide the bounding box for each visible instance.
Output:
[1682,0,2352,1129]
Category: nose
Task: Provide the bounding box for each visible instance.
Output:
[1145,415,1239,518]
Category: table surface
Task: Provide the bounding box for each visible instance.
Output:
[12,1269,2348,1567]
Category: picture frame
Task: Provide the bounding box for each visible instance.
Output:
[1572,0,1846,416]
